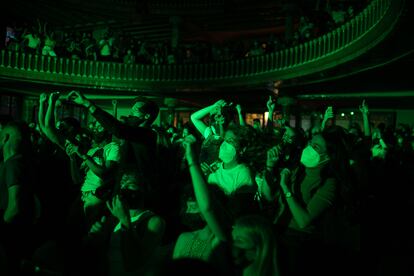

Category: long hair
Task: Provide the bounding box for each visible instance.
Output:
[226,125,269,175]
[321,126,358,219]
[234,215,280,276]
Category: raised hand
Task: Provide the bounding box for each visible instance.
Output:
[39,93,48,103]
[211,99,226,114]
[107,195,130,227]
[359,99,369,115]
[65,141,77,158]
[48,91,60,104]
[323,106,334,121]
[280,168,291,188]
[67,90,89,106]
[182,134,197,163]
[235,104,242,113]
[266,146,280,169]
[267,96,275,113]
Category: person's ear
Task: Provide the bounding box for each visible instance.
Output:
[144,114,150,120]
[1,133,9,145]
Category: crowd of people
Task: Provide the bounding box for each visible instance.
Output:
[2,1,359,65]
[1,86,413,275]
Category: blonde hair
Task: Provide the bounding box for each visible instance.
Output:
[234,215,280,276]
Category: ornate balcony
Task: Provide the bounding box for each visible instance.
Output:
[0,0,404,93]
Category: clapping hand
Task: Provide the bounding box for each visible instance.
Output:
[266,146,280,169]
[279,168,291,190]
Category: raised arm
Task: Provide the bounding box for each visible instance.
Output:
[359,100,371,137]
[67,91,149,141]
[37,93,48,135]
[235,104,245,126]
[321,106,334,131]
[43,92,65,149]
[183,136,229,242]
[190,100,226,137]
[266,96,276,128]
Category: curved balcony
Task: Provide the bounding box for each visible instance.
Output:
[0,0,404,92]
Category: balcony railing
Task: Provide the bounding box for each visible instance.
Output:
[0,0,403,91]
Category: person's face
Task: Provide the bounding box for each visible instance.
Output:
[231,225,256,266]
[224,130,239,149]
[130,102,147,120]
[253,121,261,129]
[120,173,139,191]
[309,134,328,156]
[182,128,189,137]
[282,127,296,144]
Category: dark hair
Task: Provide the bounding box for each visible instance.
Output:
[321,126,358,218]
[133,96,159,124]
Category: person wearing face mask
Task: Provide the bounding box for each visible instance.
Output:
[260,126,357,276]
[207,125,254,195]
[179,135,281,276]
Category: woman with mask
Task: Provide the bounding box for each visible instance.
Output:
[176,135,280,276]
[259,126,355,275]
[207,125,254,195]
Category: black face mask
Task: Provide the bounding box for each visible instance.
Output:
[118,188,142,209]
[122,116,146,127]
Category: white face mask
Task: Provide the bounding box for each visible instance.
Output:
[219,141,237,164]
[300,145,321,168]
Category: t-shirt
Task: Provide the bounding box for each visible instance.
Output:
[208,163,253,195]
[24,34,40,49]
[274,167,337,235]
[99,39,111,56]
[81,142,121,192]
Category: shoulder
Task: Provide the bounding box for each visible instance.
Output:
[147,215,165,233]
[105,141,121,150]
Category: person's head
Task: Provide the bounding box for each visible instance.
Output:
[301,126,350,171]
[57,117,81,142]
[281,126,297,145]
[91,121,111,145]
[348,123,362,142]
[124,96,159,127]
[0,121,32,159]
[219,125,252,164]
[231,215,279,275]
[118,170,145,210]
[253,119,261,130]
[300,133,330,168]
[210,104,236,132]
